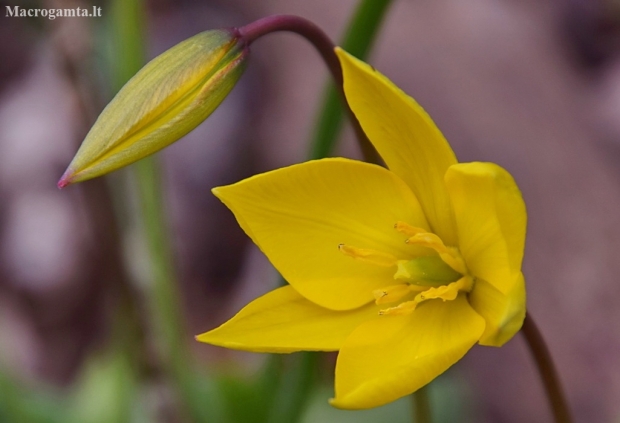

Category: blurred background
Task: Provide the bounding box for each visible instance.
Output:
[1,0,620,422]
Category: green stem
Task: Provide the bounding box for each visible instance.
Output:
[521,314,574,423]
[265,353,320,423]
[111,0,185,364]
[109,0,177,351]
[412,385,433,423]
[259,2,394,422]
[133,159,185,356]
[109,0,145,92]
[135,159,227,422]
[309,0,393,160]
[109,1,226,422]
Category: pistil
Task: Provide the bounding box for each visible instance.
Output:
[394,256,462,286]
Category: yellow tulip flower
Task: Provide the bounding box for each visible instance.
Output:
[197,48,527,410]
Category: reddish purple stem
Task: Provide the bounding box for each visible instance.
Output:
[239,15,343,87]
[237,15,380,164]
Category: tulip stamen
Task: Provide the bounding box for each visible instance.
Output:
[398,227,467,275]
[338,244,398,267]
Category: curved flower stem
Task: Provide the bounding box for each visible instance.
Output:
[240,15,341,85]
[412,384,433,423]
[521,314,574,423]
[308,0,393,160]
[238,15,381,164]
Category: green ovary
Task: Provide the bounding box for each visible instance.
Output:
[394,256,462,286]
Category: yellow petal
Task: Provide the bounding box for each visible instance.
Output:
[331,295,485,409]
[336,48,458,245]
[213,158,430,310]
[60,30,247,186]
[444,162,527,294]
[470,273,526,347]
[196,286,378,353]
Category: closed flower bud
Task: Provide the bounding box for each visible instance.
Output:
[58,29,247,188]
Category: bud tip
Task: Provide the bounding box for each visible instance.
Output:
[57,170,74,189]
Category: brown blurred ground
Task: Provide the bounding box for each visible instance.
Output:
[1,0,620,422]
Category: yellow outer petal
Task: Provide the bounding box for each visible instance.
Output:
[213,158,430,311]
[444,162,527,294]
[196,286,378,353]
[331,295,485,409]
[470,273,526,347]
[336,48,458,245]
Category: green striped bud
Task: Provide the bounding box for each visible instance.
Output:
[58,29,247,188]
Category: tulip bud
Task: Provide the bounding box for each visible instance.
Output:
[58,29,248,188]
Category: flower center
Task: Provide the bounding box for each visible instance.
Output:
[339,221,474,315]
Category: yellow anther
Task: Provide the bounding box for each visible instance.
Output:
[345,222,475,318]
[372,284,416,305]
[394,221,427,238]
[405,232,448,251]
[379,300,418,316]
[414,276,473,303]
[404,233,467,275]
[338,244,398,267]
[378,276,474,316]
